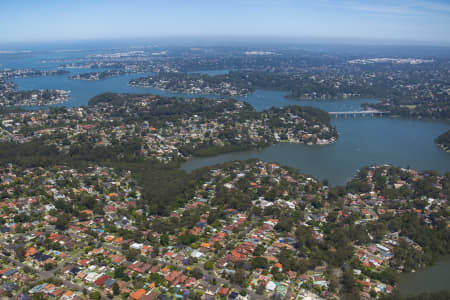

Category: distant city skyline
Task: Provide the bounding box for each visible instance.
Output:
[1,0,450,46]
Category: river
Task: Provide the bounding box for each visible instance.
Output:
[5,57,450,294]
[397,256,450,296]
[181,112,450,185]
[12,72,450,185]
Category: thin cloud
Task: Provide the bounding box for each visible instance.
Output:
[350,4,416,15]
[320,0,450,17]
[414,0,450,13]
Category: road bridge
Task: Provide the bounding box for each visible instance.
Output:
[328,110,390,118]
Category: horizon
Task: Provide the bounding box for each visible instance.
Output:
[1,36,450,52]
[1,0,450,47]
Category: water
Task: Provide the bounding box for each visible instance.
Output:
[3,52,450,183]
[0,48,106,70]
[13,72,154,108]
[12,71,297,109]
[11,72,450,185]
[397,256,450,296]
[181,91,449,185]
[182,117,450,185]
[12,69,233,108]
[238,90,375,112]
[2,49,450,293]
[187,69,231,76]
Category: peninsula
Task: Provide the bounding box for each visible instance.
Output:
[0,69,70,106]
[129,73,253,96]
[435,130,450,152]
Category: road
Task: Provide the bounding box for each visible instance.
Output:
[1,229,267,299]
[0,239,108,299]
[99,238,266,299]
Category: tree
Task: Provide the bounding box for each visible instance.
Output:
[23,265,32,273]
[189,292,202,300]
[113,282,120,295]
[295,226,315,250]
[55,213,70,230]
[342,268,355,293]
[114,266,128,281]
[179,233,198,245]
[327,211,338,223]
[44,263,56,271]
[31,294,44,300]
[126,248,140,261]
[251,256,269,269]
[329,275,338,292]
[256,283,265,295]
[254,244,266,256]
[160,234,169,246]
[121,243,130,251]
[152,244,159,257]
[277,248,296,271]
[204,261,214,270]
[232,268,246,286]
[15,246,25,261]
[90,291,101,300]
[191,267,203,279]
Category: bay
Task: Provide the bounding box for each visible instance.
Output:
[3,49,450,295]
[181,117,450,185]
[12,72,450,185]
[397,256,450,296]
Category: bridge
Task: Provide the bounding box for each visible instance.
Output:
[328,110,390,118]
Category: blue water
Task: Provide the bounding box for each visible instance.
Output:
[398,256,450,295]
[2,51,449,185]
[13,72,152,107]
[13,73,373,112]
[182,117,449,185]
[2,44,449,295]
[188,69,231,76]
[238,90,376,112]
[0,48,104,69]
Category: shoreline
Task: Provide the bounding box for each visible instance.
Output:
[128,83,251,97]
[437,143,450,153]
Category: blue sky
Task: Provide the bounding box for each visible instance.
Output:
[1,0,450,45]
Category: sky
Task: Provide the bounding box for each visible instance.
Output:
[1,0,450,45]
